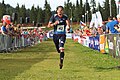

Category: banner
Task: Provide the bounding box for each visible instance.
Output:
[114,35,117,58]
[105,35,109,53]
[78,37,83,44]
[107,34,116,57]
[66,33,72,39]
[83,36,90,47]
[47,30,54,39]
[100,35,105,53]
[89,36,94,49]
[72,33,120,58]
[116,35,120,58]
[90,11,103,28]
[93,35,100,51]
[74,35,80,42]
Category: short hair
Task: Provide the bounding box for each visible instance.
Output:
[113,16,117,19]
[3,22,7,26]
[108,16,113,20]
[56,6,64,10]
[117,14,120,19]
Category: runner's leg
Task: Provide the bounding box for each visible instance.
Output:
[59,35,66,69]
[53,34,60,53]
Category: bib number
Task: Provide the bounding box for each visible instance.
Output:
[57,25,64,32]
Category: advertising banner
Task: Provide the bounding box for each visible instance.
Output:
[107,34,116,57]
[100,35,105,53]
[84,36,90,47]
[66,33,72,39]
[116,34,120,58]
[47,30,54,39]
[74,35,80,42]
[105,35,109,53]
[72,33,120,58]
[89,36,94,49]
[93,35,100,51]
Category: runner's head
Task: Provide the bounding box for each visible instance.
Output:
[56,6,64,17]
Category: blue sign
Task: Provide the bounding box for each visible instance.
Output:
[93,35,100,51]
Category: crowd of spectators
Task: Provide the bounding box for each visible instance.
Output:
[1,14,120,52]
[0,22,47,53]
[74,14,120,37]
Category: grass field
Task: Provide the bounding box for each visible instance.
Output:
[0,39,120,80]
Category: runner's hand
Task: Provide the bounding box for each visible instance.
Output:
[66,25,70,33]
[54,20,59,25]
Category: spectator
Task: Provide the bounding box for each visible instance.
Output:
[113,16,117,21]
[114,14,120,32]
[101,21,106,34]
[106,16,118,34]
[90,27,97,36]
[83,26,91,36]
[1,22,8,35]
[6,24,13,36]
[0,23,2,34]
[97,27,103,35]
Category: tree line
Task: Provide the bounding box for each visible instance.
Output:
[0,0,117,25]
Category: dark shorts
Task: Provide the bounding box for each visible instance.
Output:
[53,34,66,52]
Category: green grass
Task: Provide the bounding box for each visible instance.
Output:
[0,39,120,80]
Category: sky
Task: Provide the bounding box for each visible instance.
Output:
[0,0,119,11]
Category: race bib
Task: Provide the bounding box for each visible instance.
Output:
[57,25,65,32]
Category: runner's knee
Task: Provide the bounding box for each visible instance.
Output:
[59,47,64,52]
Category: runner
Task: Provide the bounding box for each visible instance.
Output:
[48,6,70,69]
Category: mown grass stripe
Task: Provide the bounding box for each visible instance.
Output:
[0,39,120,80]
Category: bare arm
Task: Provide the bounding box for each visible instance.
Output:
[47,21,59,28]
[106,30,109,33]
[47,22,54,28]
[66,19,70,32]
[66,19,70,28]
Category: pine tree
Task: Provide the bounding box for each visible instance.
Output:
[44,0,51,23]
[34,7,38,23]
[84,0,90,23]
[37,7,44,23]
[74,0,80,22]
[79,0,84,21]
[64,1,69,17]
[64,0,72,18]
[30,5,36,23]
[19,5,26,23]
[0,0,6,21]
[104,0,110,20]
[68,4,75,22]
[111,0,117,17]
[15,3,20,23]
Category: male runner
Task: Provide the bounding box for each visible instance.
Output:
[48,6,70,69]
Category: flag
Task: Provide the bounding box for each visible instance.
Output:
[80,21,86,27]
[118,1,120,4]
[90,11,103,28]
